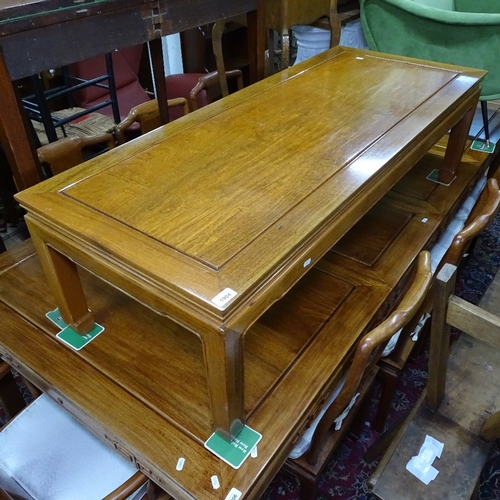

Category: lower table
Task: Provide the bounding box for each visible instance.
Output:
[0,239,393,499]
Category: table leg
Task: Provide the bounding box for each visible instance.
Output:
[280,28,291,70]
[203,328,244,442]
[0,48,40,190]
[27,218,95,335]
[438,96,478,184]
[247,9,266,83]
[149,38,169,125]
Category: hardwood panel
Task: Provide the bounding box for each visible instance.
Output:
[330,202,412,266]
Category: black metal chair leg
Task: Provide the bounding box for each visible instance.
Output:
[481,100,490,145]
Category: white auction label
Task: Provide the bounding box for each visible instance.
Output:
[211,475,220,489]
[224,488,242,500]
[211,288,238,307]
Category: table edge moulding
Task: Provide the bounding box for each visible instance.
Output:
[14,47,485,442]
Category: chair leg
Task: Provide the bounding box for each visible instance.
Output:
[146,481,172,499]
[372,366,399,433]
[21,376,41,401]
[471,472,482,500]
[364,418,404,463]
[0,364,27,421]
[481,100,490,145]
[298,475,318,500]
[283,461,319,500]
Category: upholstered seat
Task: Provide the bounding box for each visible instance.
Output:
[0,393,147,499]
[165,73,209,117]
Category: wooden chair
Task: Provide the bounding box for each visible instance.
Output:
[211,15,249,97]
[37,133,115,176]
[0,392,150,499]
[373,176,500,432]
[114,97,189,145]
[369,262,500,499]
[189,69,244,111]
[264,0,341,72]
[283,251,432,500]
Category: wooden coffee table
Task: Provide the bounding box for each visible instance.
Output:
[15,47,484,444]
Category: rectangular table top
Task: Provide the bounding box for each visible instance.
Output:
[16,46,485,334]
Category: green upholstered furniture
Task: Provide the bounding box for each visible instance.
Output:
[360,0,500,144]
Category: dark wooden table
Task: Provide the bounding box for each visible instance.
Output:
[0,0,264,190]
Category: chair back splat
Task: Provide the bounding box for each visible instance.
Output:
[37,133,115,176]
[285,251,432,499]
